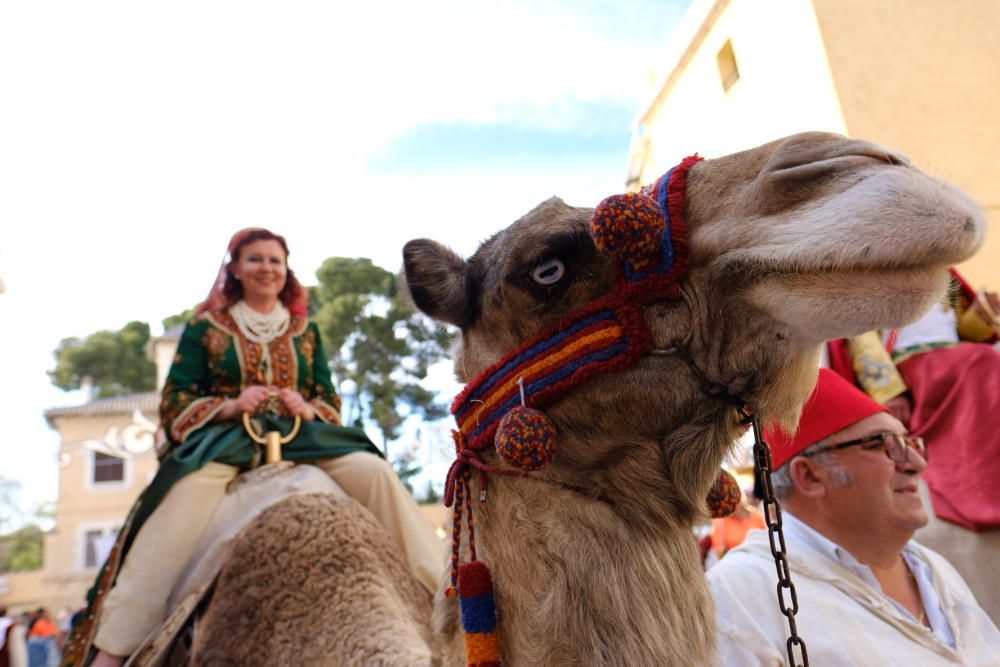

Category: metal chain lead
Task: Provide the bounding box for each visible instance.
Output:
[750,413,809,667]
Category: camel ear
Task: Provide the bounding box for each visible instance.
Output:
[403,239,474,327]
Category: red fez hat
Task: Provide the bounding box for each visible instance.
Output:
[765,368,888,470]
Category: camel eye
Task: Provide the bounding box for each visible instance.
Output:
[530,259,565,285]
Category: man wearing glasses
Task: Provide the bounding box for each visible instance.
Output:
[708,369,1000,665]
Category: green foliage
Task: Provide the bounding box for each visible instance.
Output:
[0,524,43,572]
[311,257,454,454]
[0,477,46,572]
[314,257,395,307]
[49,321,156,397]
[162,307,197,331]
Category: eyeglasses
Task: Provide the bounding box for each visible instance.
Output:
[801,432,927,464]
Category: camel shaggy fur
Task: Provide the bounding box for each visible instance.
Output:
[185,132,984,666]
[191,494,452,667]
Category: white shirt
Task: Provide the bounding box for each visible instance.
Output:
[780,513,956,648]
[708,512,1000,666]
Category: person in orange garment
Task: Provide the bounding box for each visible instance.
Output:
[710,487,766,558]
[27,609,59,641]
[27,608,61,667]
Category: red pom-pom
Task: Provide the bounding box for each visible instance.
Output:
[590,192,664,271]
[458,560,495,597]
[706,469,741,518]
[494,406,558,471]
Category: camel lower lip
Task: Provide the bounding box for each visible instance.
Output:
[771,153,891,177]
[768,265,944,281]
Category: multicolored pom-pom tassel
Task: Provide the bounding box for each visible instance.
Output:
[494,406,558,471]
[590,192,665,272]
[706,468,741,518]
[459,560,502,667]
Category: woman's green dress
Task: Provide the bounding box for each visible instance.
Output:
[62,308,380,666]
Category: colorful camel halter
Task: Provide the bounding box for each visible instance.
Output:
[443,155,741,667]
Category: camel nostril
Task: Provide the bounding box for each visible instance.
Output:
[886,154,907,167]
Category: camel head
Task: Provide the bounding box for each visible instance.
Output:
[403,131,984,524]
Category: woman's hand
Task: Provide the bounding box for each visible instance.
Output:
[234,385,277,414]
[217,386,316,421]
[278,388,316,421]
[218,385,277,421]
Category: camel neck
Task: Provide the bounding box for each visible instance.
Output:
[472,475,715,665]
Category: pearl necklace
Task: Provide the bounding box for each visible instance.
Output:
[230,300,291,345]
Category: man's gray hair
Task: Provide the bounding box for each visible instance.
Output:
[771,437,838,500]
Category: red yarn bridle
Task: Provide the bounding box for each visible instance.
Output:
[444,156,702,589]
[441,154,810,667]
[446,158,700,487]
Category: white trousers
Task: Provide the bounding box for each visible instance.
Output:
[94,453,443,656]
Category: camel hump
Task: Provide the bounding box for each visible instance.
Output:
[191,493,437,667]
[168,464,345,610]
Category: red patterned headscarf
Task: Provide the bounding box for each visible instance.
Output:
[197,227,308,316]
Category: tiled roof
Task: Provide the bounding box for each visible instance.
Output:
[45,392,159,425]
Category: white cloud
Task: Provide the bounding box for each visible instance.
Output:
[0,0,685,512]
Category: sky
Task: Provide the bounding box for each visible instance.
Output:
[0,0,693,518]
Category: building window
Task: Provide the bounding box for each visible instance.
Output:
[717,39,740,92]
[93,452,125,483]
[83,526,119,568]
[83,529,102,568]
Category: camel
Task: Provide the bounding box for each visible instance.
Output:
[156,131,983,666]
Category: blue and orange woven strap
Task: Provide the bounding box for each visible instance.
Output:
[452,303,648,452]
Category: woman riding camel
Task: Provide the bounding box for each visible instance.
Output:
[66,228,443,667]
